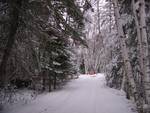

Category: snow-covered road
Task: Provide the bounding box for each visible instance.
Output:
[4,74,137,113]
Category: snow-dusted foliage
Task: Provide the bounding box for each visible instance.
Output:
[0,88,38,110]
[82,0,150,113]
[82,0,122,83]
[0,0,87,110]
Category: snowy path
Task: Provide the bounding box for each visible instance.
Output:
[4,74,136,113]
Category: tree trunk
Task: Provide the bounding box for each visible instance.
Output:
[0,0,22,87]
[132,0,147,112]
[48,72,52,92]
[53,74,57,89]
[42,70,46,91]
[113,0,138,101]
[97,0,101,35]
[139,0,150,111]
[132,0,144,78]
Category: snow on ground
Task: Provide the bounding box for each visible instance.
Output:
[2,74,137,113]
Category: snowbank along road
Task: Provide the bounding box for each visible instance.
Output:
[3,74,137,113]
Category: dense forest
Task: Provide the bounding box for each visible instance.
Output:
[83,0,150,113]
[0,0,89,89]
[0,0,91,109]
[1,0,150,113]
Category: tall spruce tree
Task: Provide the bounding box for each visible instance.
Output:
[0,0,89,92]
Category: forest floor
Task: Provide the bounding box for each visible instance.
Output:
[2,74,137,113]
